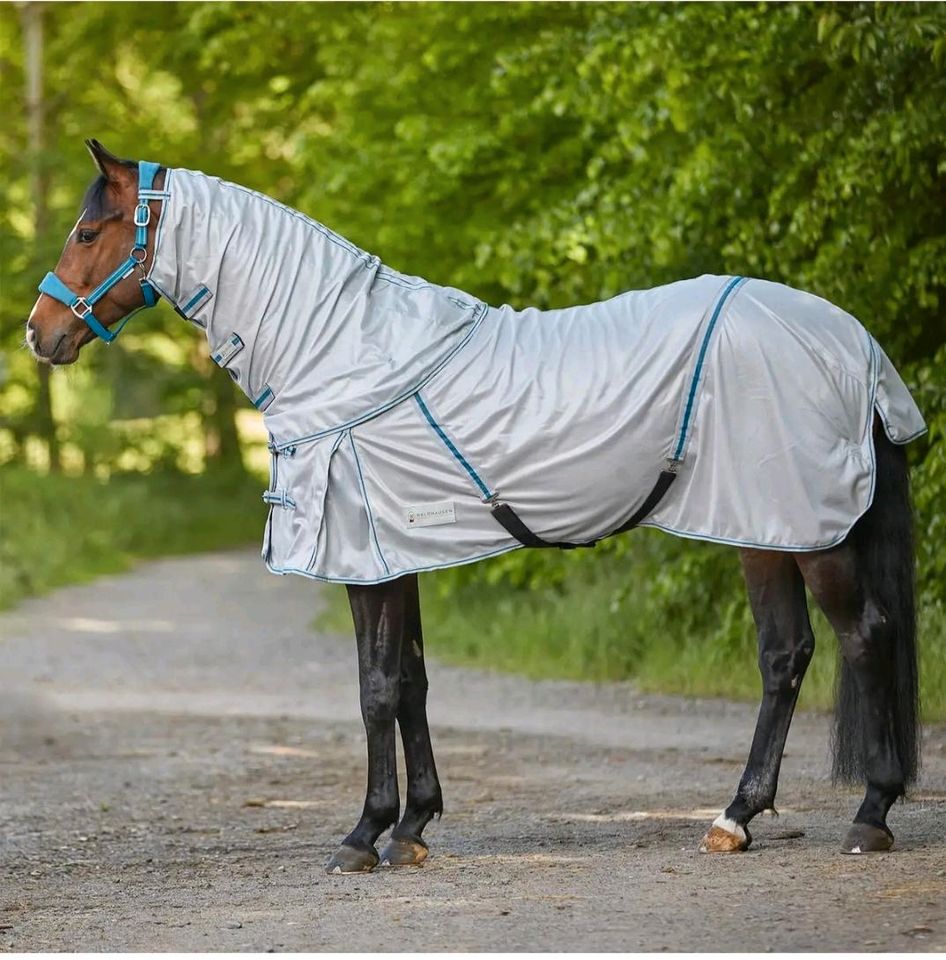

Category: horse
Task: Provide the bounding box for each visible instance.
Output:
[27,140,926,874]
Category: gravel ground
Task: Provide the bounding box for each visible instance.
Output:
[1,549,943,952]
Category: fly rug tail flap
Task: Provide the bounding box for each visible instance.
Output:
[146,167,926,584]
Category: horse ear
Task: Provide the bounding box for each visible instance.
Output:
[85,138,131,184]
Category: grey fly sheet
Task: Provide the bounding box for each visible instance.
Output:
[146,167,927,584]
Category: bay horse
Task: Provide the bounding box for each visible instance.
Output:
[27,141,924,873]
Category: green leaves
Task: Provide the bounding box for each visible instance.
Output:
[2,2,944,628]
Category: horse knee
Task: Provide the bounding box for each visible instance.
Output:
[360,669,400,724]
[758,633,814,695]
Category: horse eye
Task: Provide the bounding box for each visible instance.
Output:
[77,228,98,244]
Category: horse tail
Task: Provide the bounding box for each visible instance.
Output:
[832,424,920,788]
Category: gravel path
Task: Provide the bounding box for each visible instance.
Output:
[1,549,943,952]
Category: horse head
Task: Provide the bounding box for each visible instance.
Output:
[26,139,163,365]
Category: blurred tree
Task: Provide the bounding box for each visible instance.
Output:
[20,1,59,470]
[1,1,943,611]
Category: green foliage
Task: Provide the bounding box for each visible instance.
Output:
[2,3,944,707]
[913,346,946,599]
[319,544,946,721]
[0,464,263,610]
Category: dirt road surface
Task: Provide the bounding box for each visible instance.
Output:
[1,549,944,952]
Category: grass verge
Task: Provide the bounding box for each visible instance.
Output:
[0,464,265,611]
[317,543,946,723]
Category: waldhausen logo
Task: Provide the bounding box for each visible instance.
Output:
[404,501,457,528]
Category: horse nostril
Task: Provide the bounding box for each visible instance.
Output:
[27,324,67,359]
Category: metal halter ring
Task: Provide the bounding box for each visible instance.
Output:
[131,246,148,264]
[134,202,151,228]
[70,297,93,319]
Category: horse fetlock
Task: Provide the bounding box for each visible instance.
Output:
[395,793,443,841]
[412,788,443,819]
[363,803,400,835]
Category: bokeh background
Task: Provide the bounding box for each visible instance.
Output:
[2,2,944,715]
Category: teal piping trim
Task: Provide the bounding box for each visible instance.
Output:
[271,301,489,453]
[644,336,889,552]
[266,541,523,586]
[865,332,928,445]
[302,431,347,572]
[672,276,748,461]
[639,516,869,553]
[415,392,493,500]
[348,432,390,576]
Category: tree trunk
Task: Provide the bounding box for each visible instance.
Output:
[22,1,60,472]
[202,365,245,470]
[192,342,245,472]
[188,90,245,472]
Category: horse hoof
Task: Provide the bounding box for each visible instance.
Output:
[699,818,751,853]
[325,843,379,875]
[841,823,893,855]
[379,836,429,867]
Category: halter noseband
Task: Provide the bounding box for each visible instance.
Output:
[37,160,167,343]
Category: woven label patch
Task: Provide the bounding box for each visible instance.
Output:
[211,332,244,368]
[405,501,456,529]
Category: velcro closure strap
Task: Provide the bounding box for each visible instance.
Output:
[180,284,212,316]
[262,489,296,509]
[211,333,244,368]
[253,384,275,411]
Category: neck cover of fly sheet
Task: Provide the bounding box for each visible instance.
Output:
[147,167,927,584]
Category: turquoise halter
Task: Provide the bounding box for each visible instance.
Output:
[37,160,167,343]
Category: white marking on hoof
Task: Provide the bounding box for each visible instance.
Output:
[332,865,342,875]
[700,813,750,853]
[712,814,748,845]
[381,859,391,866]
[851,846,861,854]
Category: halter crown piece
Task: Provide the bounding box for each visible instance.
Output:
[37,160,166,343]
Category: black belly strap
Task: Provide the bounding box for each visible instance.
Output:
[490,462,679,550]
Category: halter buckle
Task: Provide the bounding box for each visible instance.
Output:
[134,202,151,228]
[70,297,92,320]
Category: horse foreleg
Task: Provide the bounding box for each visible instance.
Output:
[380,574,444,867]
[700,549,814,853]
[326,578,407,875]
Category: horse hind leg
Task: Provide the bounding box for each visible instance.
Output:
[796,430,919,854]
[700,549,815,853]
[797,546,902,851]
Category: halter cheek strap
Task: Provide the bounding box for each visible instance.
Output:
[37,160,168,344]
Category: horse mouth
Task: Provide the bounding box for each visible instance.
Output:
[49,347,80,365]
[30,333,82,366]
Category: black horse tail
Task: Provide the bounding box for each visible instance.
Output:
[832,424,920,788]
